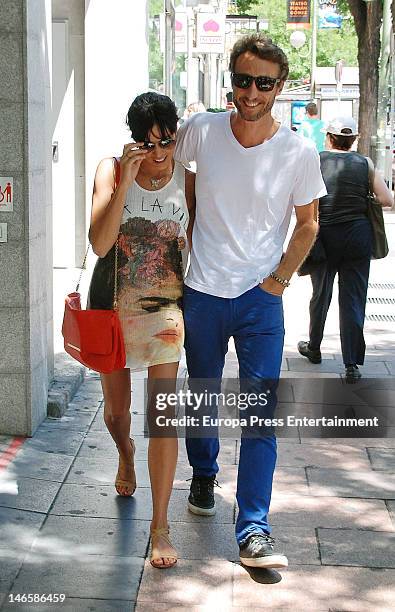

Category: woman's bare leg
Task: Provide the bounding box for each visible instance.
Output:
[101,368,135,496]
[147,362,179,567]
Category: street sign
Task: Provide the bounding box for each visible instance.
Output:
[287,0,311,30]
[196,12,225,54]
[175,10,188,53]
[0,177,13,212]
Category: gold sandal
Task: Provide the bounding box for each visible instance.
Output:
[115,438,136,497]
[150,527,177,569]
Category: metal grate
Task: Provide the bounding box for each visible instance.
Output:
[365,313,395,322]
[367,297,395,305]
[368,282,395,290]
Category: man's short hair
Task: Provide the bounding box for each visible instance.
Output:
[229,34,289,82]
[306,102,318,116]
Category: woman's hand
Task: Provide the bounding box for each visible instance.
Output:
[118,143,148,188]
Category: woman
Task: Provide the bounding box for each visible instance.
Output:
[88,92,195,568]
[298,116,392,382]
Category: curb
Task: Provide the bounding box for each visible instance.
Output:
[47,353,86,418]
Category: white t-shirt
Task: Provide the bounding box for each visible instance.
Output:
[174,111,327,298]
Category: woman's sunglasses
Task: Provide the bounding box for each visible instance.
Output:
[231,73,281,92]
[140,138,176,150]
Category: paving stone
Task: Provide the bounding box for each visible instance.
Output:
[290,380,372,406]
[318,528,395,568]
[272,467,309,496]
[137,558,233,607]
[0,507,45,553]
[22,429,85,456]
[40,409,96,432]
[269,495,394,531]
[77,432,148,461]
[167,523,320,566]
[31,515,150,558]
[2,599,135,612]
[169,522,239,561]
[277,443,371,470]
[233,563,395,611]
[0,551,26,609]
[367,448,395,471]
[0,435,18,451]
[0,475,61,513]
[10,552,144,602]
[306,468,395,499]
[386,501,395,529]
[385,361,395,376]
[49,484,235,524]
[300,437,395,449]
[4,448,74,482]
[281,371,340,379]
[90,412,146,434]
[287,358,346,374]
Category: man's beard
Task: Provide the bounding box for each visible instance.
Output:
[233,96,275,122]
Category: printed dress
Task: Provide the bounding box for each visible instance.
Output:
[87,161,189,371]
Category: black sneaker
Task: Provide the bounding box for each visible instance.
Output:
[239,533,288,569]
[188,475,217,516]
[297,340,322,364]
[345,364,362,383]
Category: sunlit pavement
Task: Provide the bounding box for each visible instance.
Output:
[0,213,394,611]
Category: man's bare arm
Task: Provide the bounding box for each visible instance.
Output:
[260,200,318,295]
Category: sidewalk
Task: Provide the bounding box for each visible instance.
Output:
[0,214,394,611]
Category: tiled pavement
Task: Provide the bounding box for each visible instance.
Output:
[0,214,394,611]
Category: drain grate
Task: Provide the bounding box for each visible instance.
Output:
[367,296,395,304]
[368,282,395,290]
[365,313,395,322]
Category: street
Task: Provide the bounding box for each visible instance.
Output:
[0,213,394,611]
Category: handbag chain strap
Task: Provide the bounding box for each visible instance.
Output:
[76,157,120,310]
[113,238,119,310]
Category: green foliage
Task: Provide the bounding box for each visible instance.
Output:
[149,0,163,18]
[235,0,260,13]
[234,0,358,81]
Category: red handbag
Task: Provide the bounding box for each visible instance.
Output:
[61,159,126,373]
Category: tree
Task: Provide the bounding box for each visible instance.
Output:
[345,0,383,158]
[234,1,358,81]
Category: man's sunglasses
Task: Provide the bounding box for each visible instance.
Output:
[231,73,281,92]
[140,138,176,150]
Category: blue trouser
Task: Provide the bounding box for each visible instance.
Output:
[183,283,285,545]
[309,218,372,366]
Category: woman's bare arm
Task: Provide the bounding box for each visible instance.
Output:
[89,144,147,257]
[185,169,196,250]
[373,170,393,208]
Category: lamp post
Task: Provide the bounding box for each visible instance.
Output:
[310,0,318,99]
[164,0,175,97]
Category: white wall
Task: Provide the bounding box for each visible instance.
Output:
[84,0,149,232]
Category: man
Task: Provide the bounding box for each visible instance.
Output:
[174,34,326,569]
[298,102,325,152]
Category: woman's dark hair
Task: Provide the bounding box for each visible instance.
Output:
[229,34,289,82]
[126,92,178,141]
[328,131,357,151]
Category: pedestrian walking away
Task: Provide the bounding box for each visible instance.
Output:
[174,33,327,569]
[88,92,195,569]
[297,101,326,152]
[297,116,393,382]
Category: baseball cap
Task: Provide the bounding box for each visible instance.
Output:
[322,116,358,136]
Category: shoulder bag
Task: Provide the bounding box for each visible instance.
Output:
[366,158,389,260]
[61,159,126,373]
